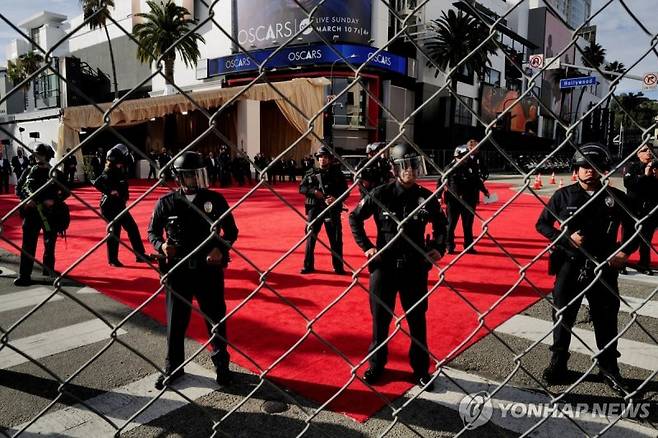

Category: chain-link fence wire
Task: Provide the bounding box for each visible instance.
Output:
[0,0,657,435]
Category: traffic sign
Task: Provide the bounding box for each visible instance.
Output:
[528,54,544,69]
[643,72,657,90]
[559,76,597,89]
[544,57,561,70]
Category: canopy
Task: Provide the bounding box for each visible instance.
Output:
[58,77,329,160]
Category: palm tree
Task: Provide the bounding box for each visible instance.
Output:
[133,0,205,86]
[423,9,498,141]
[574,41,606,123]
[7,51,44,109]
[80,0,119,100]
[602,61,625,109]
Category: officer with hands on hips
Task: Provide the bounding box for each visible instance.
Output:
[536,143,638,393]
[440,145,489,254]
[148,151,238,390]
[93,144,148,267]
[299,146,348,274]
[350,142,447,390]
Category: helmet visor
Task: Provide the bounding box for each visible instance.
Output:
[176,168,209,192]
[392,156,427,177]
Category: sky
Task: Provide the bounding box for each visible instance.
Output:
[0,0,656,98]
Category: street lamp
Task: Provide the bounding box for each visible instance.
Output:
[327,54,357,146]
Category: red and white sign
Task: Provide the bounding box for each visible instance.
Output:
[528,54,544,69]
[643,72,657,90]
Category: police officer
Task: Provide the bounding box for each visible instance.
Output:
[356,142,393,198]
[299,146,348,274]
[466,138,489,181]
[536,143,638,392]
[440,145,489,254]
[63,147,77,185]
[92,144,148,267]
[148,151,238,389]
[14,143,69,286]
[349,143,447,390]
[623,141,658,275]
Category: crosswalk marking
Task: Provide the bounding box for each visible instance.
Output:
[495,314,658,371]
[412,367,657,437]
[0,287,64,312]
[583,295,658,319]
[0,319,127,370]
[10,362,216,436]
[620,269,658,286]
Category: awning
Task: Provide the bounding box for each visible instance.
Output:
[58,77,329,158]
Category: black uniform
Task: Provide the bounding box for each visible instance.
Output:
[356,156,392,197]
[536,183,638,372]
[11,154,29,182]
[148,189,238,375]
[349,181,447,375]
[64,153,77,185]
[93,167,146,263]
[0,155,11,193]
[299,164,348,272]
[623,160,658,270]
[91,152,104,180]
[16,165,69,279]
[440,159,487,251]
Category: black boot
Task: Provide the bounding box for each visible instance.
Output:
[542,354,570,384]
[154,369,184,390]
[599,364,630,396]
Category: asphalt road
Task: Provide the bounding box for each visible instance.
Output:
[1,174,657,437]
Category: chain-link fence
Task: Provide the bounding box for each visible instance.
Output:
[1,0,657,436]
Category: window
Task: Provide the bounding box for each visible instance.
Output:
[484,68,501,86]
[34,73,59,108]
[454,96,474,126]
[329,78,368,128]
[30,27,42,51]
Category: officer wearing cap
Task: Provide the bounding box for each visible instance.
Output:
[350,142,447,390]
[356,142,393,198]
[92,144,148,267]
[299,146,348,274]
[623,141,658,275]
[14,143,70,286]
[440,145,489,254]
[536,143,638,393]
[148,151,239,389]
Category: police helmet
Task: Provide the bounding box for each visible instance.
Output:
[454,145,469,157]
[33,142,55,163]
[572,142,611,172]
[314,146,333,158]
[106,147,125,164]
[390,142,427,177]
[173,151,209,193]
[365,142,385,154]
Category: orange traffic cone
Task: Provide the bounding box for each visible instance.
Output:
[549,172,556,185]
[532,175,541,190]
[538,173,543,187]
[559,178,564,188]
[571,172,577,182]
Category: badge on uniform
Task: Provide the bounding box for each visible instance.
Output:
[204,201,213,213]
[605,196,615,208]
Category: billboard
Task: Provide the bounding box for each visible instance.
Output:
[208,43,407,77]
[480,85,539,134]
[233,0,372,50]
[542,11,575,118]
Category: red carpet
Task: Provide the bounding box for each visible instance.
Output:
[1,180,577,420]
